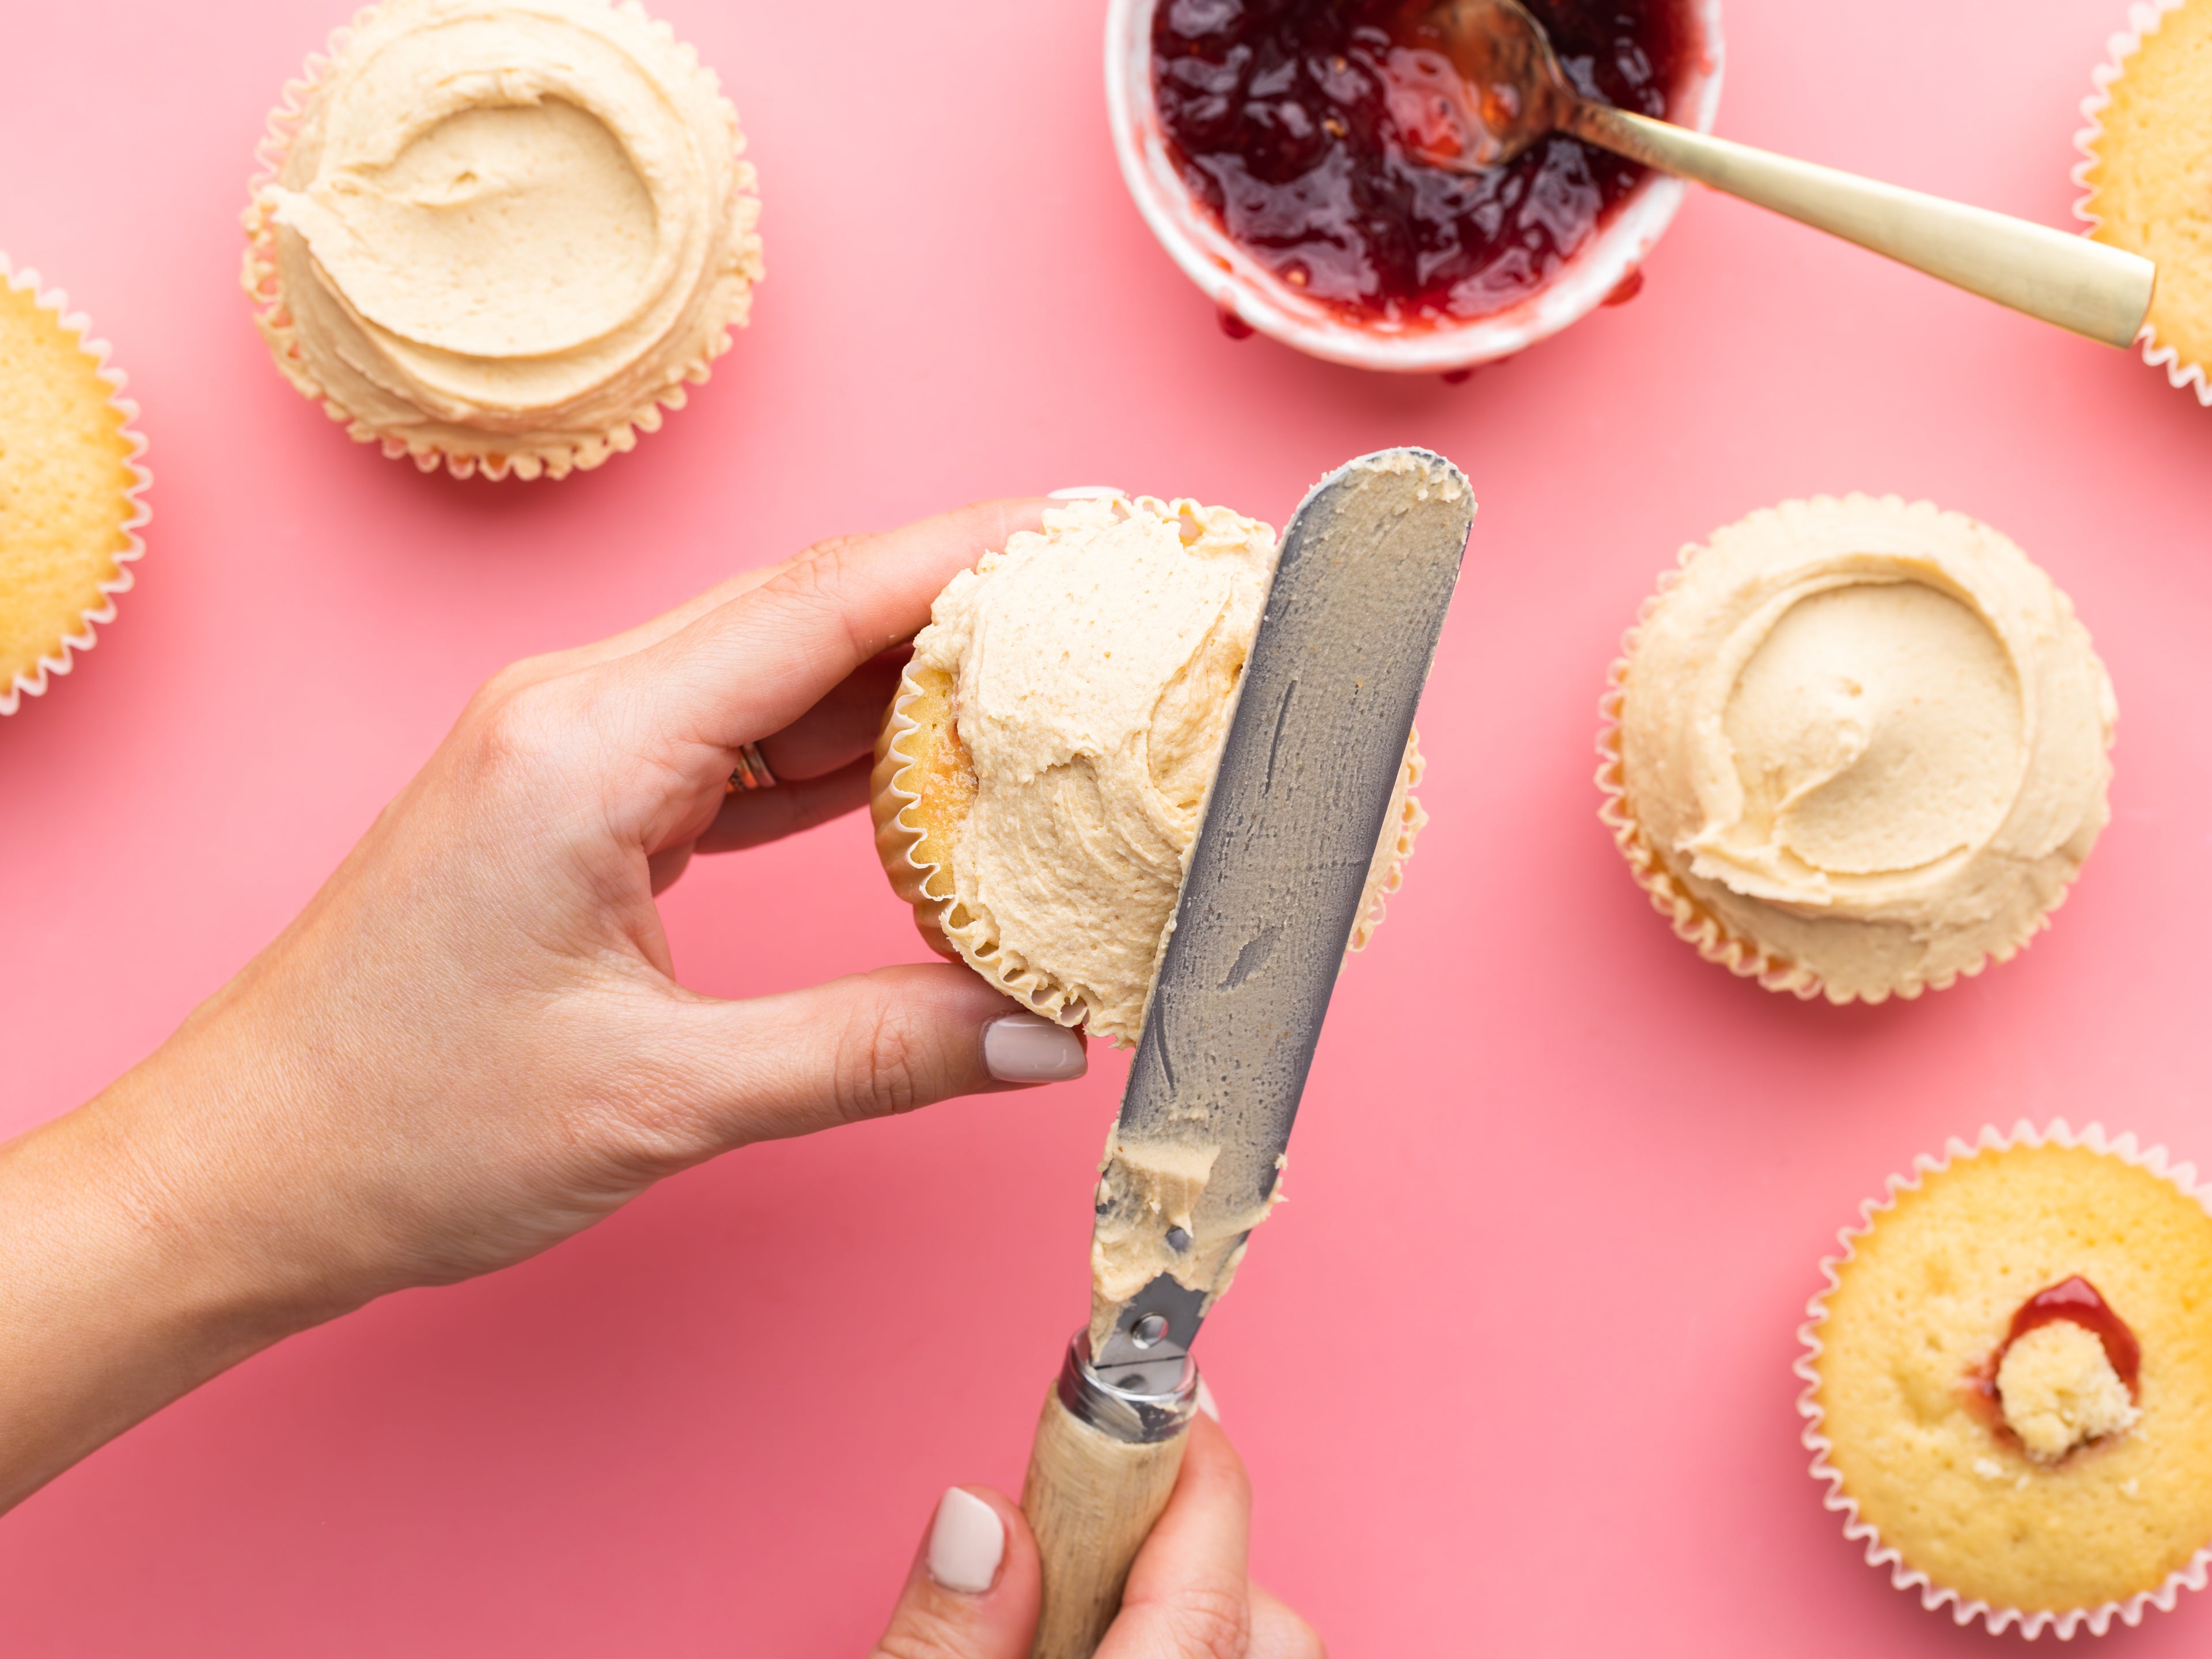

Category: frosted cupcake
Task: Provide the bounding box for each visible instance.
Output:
[872,494,1423,1044]
[2077,0,2212,403]
[243,0,763,480]
[1598,495,2115,1003]
[0,257,150,715]
[1800,1124,2212,1636]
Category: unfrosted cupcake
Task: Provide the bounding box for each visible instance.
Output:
[1800,1124,2212,1637]
[0,257,150,715]
[872,493,1424,1044]
[2077,0,2212,403]
[243,0,763,480]
[1598,495,2115,1003]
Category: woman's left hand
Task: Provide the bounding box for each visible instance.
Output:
[0,498,1085,1513]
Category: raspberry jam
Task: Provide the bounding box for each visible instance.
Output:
[1151,0,1693,325]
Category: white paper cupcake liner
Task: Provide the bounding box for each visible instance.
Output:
[0,255,151,717]
[241,1,761,482]
[1796,1119,2212,1639]
[871,665,1088,1028]
[2073,0,2206,405]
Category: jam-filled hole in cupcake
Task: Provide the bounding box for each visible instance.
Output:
[1968,1275,2144,1464]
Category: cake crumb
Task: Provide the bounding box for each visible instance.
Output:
[1997,1320,2140,1462]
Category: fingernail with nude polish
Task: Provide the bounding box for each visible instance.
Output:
[984,1014,1086,1084]
[927,1488,1005,1594]
[1047,485,1124,500]
[1196,1376,1221,1423]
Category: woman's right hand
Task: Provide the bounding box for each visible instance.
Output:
[872,1410,1324,1659]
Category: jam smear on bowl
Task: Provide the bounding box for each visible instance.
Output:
[1152,0,1692,326]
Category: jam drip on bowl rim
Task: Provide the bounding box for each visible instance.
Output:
[1150,0,1692,327]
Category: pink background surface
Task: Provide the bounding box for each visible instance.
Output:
[4,0,2210,1652]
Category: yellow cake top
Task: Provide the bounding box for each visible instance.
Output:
[2081,0,2212,384]
[1809,1137,2212,1616]
[0,266,146,714]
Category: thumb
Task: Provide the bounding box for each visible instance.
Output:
[665,964,1088,1151]
[872,1487,1041,1659]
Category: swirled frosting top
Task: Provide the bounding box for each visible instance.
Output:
[1619,495,2114,1001]
[259,0,760,457]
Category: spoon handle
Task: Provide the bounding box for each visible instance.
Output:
[1571,105,2154,349]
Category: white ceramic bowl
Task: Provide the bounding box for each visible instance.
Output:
[1105,0,1725,372]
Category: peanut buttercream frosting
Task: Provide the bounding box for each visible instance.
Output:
[244,0,762,479]
[1603,495,2115,1003]
[872,495,1423,1044]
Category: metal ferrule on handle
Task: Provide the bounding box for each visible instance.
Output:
[1056,1331,1200,1444]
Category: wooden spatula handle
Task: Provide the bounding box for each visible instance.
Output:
[1021,1385,1190,1659]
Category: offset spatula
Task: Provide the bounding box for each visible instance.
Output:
[1017,449,1476,1658]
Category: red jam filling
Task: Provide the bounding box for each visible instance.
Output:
[1969,1274,2143,1419]
[1151,0,1694,325]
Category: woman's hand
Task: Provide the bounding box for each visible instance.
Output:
[0,499,1087,1513]
[873,1411,1325,1659]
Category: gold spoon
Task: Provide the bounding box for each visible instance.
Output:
[1400,0,2153,346]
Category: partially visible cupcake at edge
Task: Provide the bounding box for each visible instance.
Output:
[0,257,149,715]
[243,0,763,480]
[872,493,1426,1045]
[2077,0,2212,403]
[1599,495,2115,1003]
[1801,1124,2212,1637]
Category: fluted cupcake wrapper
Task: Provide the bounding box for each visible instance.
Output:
[2073,0,2206,407]
[1796,1119,2212,1639]
[0,255,151,717]
[241,1,761,483]
[1594,495,2092,1006]
[870,661,1081,1028]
